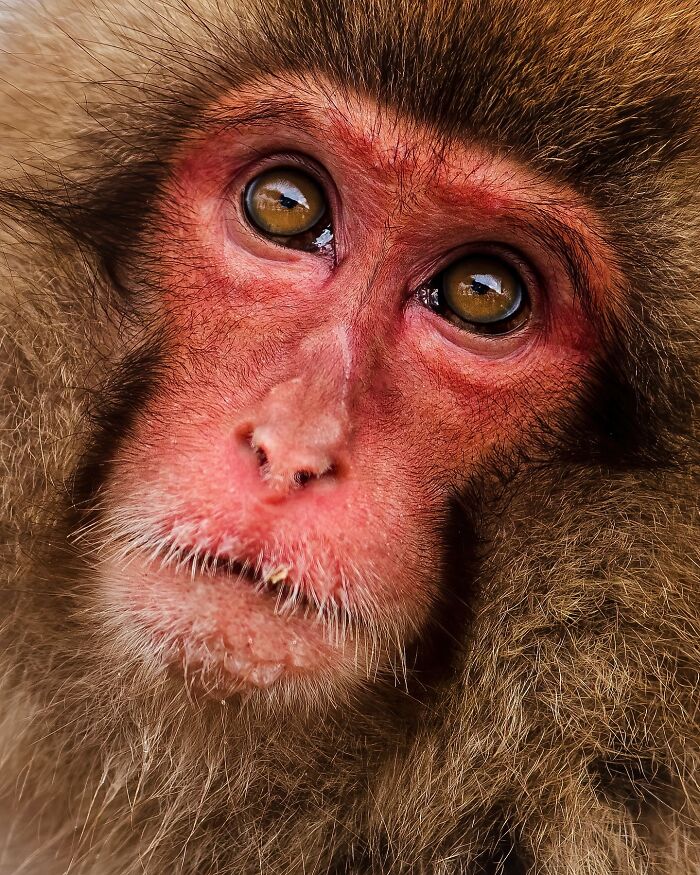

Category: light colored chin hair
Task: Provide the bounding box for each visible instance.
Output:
[0,654,386,875]
[0,808,73,875]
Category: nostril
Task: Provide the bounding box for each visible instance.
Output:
[240,427,268,468]
[294,461,338,487]
[293,470,314,487]
[253,443,268,468]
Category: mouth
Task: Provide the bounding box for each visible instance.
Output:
[101,532,359,693]
[172,543,340,620]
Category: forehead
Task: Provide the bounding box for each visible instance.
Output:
[243,0,700,194]
[209,75,567,216]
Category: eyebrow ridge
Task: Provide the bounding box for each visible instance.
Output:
[206,97,317,135]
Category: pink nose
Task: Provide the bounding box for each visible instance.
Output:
[242,376,349,496]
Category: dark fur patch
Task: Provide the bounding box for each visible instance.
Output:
[68,340,164,522]
[403,494,482,693]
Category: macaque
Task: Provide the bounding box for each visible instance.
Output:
[0,0,698,872]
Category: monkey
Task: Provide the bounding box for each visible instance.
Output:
[0,0,698,872]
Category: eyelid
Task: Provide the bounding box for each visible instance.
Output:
[410,239,521,280]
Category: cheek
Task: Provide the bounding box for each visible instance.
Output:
[396,309,591,480]
[153,241,339,390]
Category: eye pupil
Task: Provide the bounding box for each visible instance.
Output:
[279,193,300,210]
[471,276,497,296]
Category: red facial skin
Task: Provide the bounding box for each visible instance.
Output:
[98,76,609,700]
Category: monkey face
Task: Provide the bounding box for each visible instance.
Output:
[85,76,607,702]
[2,1,700,872]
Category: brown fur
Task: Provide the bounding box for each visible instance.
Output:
[1,1,699,872]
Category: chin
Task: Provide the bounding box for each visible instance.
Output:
[96,531,381,705]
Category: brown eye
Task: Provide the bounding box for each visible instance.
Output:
[244,167,327,238]
[438,254,530,334]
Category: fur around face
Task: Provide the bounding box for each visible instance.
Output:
[0,1,699,873]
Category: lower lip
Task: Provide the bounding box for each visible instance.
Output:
[99,550,353,693]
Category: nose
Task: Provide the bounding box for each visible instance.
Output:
[236,332,353,497]
[243,377,347,494]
